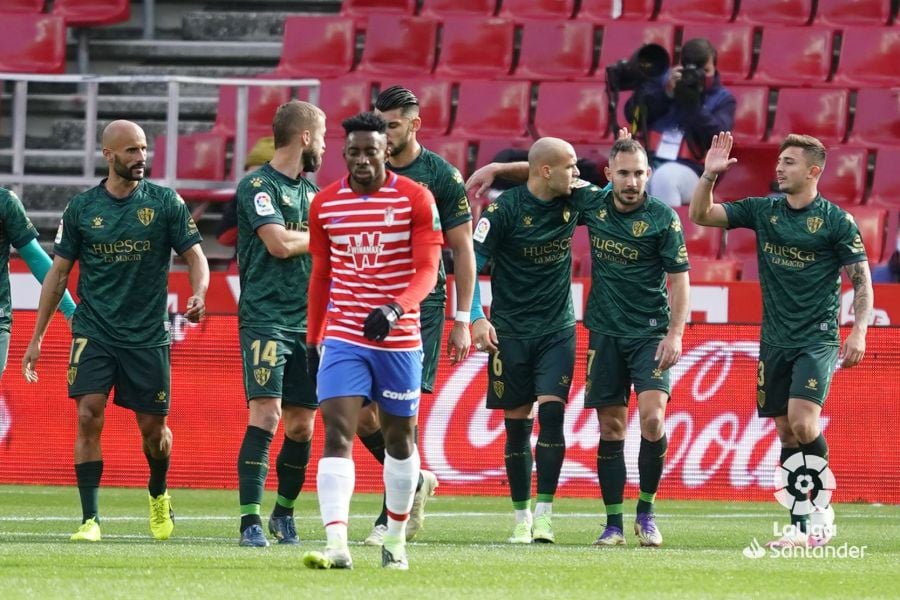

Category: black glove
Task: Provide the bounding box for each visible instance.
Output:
[307,344,321,387]
[363,302,403,342]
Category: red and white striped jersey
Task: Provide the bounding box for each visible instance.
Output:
[308,172,444,350]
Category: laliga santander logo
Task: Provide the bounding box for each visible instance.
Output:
[424,340,828,492]
[774,452,836,516]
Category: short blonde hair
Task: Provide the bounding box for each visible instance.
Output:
[272,100,325,148]
[779,134,826,169]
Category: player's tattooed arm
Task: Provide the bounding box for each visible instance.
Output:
[840,261,873,368]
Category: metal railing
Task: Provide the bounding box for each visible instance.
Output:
[0,73,321,199]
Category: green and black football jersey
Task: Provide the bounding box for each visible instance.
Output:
[571,186,690,338]
[389,147,471,308]
[54,180,202,347]
[0,187,38,333]
[473,185,577,338]
[724,195,866,347]
[236,163,317,332]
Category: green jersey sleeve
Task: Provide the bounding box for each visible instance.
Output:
[724,197,763,230]
[434,165,472,232]
[832,210,868,265]
[166,191,202,254]
[239,177,286,231]
[1,189,38,249]
[53,202,82,261]
[661,210,691,272]
[472,200,509,256]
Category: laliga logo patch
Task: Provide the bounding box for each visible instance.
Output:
[773,452,836,516]
[254,192,275,216]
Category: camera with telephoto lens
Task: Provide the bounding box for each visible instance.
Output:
[605,43,670,91]
[673,63,706,109]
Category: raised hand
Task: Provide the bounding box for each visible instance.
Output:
[703,131,738,176]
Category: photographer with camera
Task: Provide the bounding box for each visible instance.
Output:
[621,38,735,207]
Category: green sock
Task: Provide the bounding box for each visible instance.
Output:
[237,425,273,530]
[535,402,566,498]
[504,418,534,506]
[75,460,102,523]
[637,435,667,514]
[597,439,625,529]
[144,452,169,498]
[359,430,386,465]
[273,436,310,518]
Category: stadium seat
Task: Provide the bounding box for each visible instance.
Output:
[381,79,452,137]
[533,82,608,143]
[213,83,292,138]
[578,0,655,22]
[770,88,849,146]
[596,22,677,82]
[453,81,531,140]
[869,148,900,209]
[276,16,355,78]
[689,257,740,282]
[846,206,887,263]
[571,226,591,277]
[513,20,594,81]
[729,86,770,143]
[357,16,437,77]
[753,26,833,86]
[655,0,736,24]
[734,0,813,25]
[5,1,45,12]
[0,13,66,74]
[721,227,759,279]
[418,137,471,177]
[680,23,755,83]
[497,0,576,20]
[674,206,723,258]
[832,26,900,87]
[310,79,377,137]
[847,88,900,149]
[52,0,129,26]
[818,147,868,206]
[434,17,516,79]
[152,133,228,202]
[340,0,416,21]
[315,143,350,187]
[419,0,497,17]
[715,144,777,201]
[814,0,893,26]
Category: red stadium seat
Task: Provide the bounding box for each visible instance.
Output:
[5,1,45,12]
[418,137,471,177]
[681,23,754,83]
[578,0,655,22]
[0,13,66,74]
[571,226,591,277]
[869,148,900,209]
[735,0,813,25]
[340,0,416,20]
[434,17,515,79]
[832,26,900,87]
[721,226,758,279]
[513,20,594,81]
[276,16,355,78]
[213,83,291,138]
[846,206,887,263]
[815,0,893,26]
[419,0,497,17]
[53,0,129,26]
[753,26,833,86]
[847,88,900,149]
[381,79,452,137]
[596,22,677,82]
[715,144,777,201]
[310,79,377,137]
[655,0,736,24]
[770,88,849,145]
[729,86,770,143]
[689,257,740,282]
[357,16,437,77]
[818,147,868,206]
[497,0,576,20]
[675,206,723,258]
[315,143,350,188]
[152,133,228,202]
[533,82,608,143]
[452,81,531,139]
[472,138,533,172]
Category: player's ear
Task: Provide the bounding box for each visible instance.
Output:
[410,115,422,133]
[301,129,312,145]
[808,164,822,179]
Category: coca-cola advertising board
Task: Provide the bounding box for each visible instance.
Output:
[1,315,897,503]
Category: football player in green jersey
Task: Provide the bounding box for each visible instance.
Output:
[349,86,475,545]
[23,120,210,543]
[470,138,580,544]
[234,100,326,547]
[690,132,873,548]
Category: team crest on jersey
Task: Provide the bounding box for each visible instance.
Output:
[254,367,271,386]
[670,217,682,232]
[597,208,607,221]
[67,367,77,385]
[522,215,533,227]
[384,206,395,226]
[806,216,824,234]
[770,215,778,224]
[632,220,649,237]
[493,381,505,398]
[137,208,155,226]
[91,216,104,229]
[563,208,571,223]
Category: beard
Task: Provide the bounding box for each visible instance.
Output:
[301,148,321,173]
[113,156,144,181]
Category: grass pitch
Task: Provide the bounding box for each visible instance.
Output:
[0,485,896,599]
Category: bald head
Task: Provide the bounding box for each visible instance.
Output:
[528,137,574,172]
[101,120,148,184]
[527,137,579,199]
[102,120,146,149]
